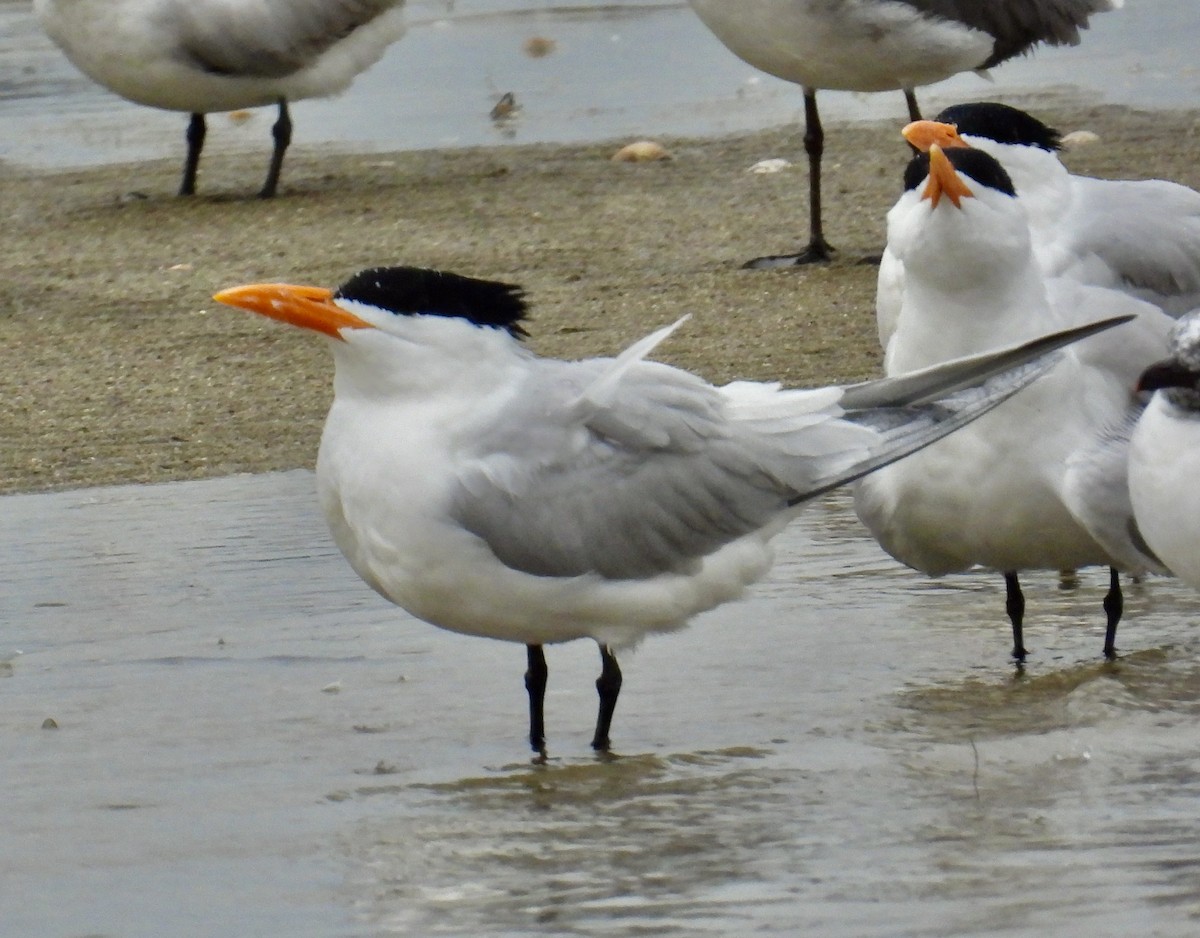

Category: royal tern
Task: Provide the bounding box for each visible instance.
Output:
[903,103,1200,316]
[686,0,1120,268]
[215,264,1123,752]
[34,0,407,197]
[1128,311,1200,592]
[856,145,1172,660]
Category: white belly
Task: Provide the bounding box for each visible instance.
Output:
[688,0,992,92]
[1129,395,1200,589]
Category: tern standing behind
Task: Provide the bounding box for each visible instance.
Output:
[900,103,1200,318]
[215,264,1125,754]
[856,145,1172,662]
[35,0,407,197]
[687,0,1120,268]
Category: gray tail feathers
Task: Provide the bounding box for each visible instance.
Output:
[788,315,1134,506]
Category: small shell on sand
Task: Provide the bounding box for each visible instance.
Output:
[611,140,672,163]
[523,36,557,57]
[227,110,254,125]
[748,158,791,174]
[1061,130,1100,150]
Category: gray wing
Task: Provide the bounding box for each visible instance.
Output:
[450,359,796,580]
[1064,177,1200,312]
[448,317,1132,581]
[175,0,403,78]
[805,317,1137,502]
[840,315,1133,409]
[899,0,1117,67]
[1062,404,1170,575]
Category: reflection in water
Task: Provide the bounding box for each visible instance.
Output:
[345,748,806,935]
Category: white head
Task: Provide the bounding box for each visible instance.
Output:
[213,266,531,399]
[903,103,1068,209]
[885,144,1033,290]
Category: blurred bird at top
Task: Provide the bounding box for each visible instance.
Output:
[34,0,408,198]
[686,0,1122,268]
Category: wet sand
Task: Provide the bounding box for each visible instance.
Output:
[3,104,1197,494]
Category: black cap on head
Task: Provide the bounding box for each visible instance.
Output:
[903,147,1018,197]
[934,102,1062,152]
[335,266,529,338]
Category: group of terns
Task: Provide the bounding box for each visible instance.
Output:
[32,0,1200,755]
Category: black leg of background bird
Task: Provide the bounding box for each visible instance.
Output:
[591,644,623,752]
[180,112,206,196]
[744,87,833,269]
[903,89,922,122]
[1004,571,1028,662]
[1102,566,1123,660]
[259,98,292,199]
[525,643,548,756]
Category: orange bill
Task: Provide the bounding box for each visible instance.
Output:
[213,283,374,340]
[903,120,969,153]
[922,145,974,209]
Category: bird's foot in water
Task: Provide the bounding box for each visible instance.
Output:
[742,242,834,269]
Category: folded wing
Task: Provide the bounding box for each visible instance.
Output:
[450,317,1130,581]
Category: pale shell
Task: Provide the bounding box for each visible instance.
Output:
[611,140,672,163]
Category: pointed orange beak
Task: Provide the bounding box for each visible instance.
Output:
[922,145,974,210]
[213,283,374,340]
[903,120,969,153]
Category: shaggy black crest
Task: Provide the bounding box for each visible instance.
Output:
[934,102,1062,152]
[903,147,1018,198]
[335,266,530,338]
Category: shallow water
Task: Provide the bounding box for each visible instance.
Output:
[1,0,1197,169]
[5,471,1200,936]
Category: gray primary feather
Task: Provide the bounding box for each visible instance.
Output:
[840,314,1132,409]
[450,317,1133,582]
[176,0,401,78]
[900,0,1117,68]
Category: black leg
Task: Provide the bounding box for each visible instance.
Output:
[744,87,834,269]
[903,88,922,122]
[1004,571,1027,662]
[591,644,623,752]
[525,644,548,756]
[1102,566,1123,660]
[180,112,206,196]
[259,98,292,199]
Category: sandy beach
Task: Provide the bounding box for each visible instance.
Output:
[3,104,1197,495]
